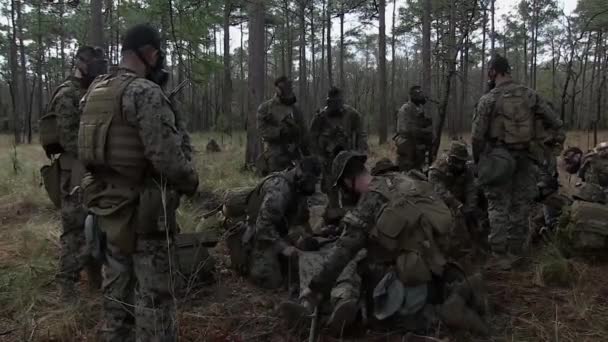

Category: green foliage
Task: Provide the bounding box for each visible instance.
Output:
[576,0,608,31]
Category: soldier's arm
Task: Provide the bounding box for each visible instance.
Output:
[396,104,409,136]
[530,90,563,131]
[54,86,82,155]
[308,191,388,296]
[428,167,460,210]
[255,177,293,253]
[471,96,492,163]
[123,79,198,195]
[352,109,369,152]
[257,102,281,142]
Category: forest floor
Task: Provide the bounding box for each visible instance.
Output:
[1,131,608,342]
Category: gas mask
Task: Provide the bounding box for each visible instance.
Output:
[327,97,343,115]
[410,90,427,106]
[147,50,169,87]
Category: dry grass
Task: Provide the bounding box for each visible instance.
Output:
[0,132,608,341]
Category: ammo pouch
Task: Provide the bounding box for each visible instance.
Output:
[84,213,106,263]
[135,186,179,235]
[225,221,254,275]
[40,159,62,209]
[477,147,516,187]
[39,112,64,156]
[175,232,218,285]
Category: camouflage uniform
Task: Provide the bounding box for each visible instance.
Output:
[579,143,608,191]
[310,104,368,208]
[394,101,433,171]
[246,171,310,289]
[45,77,100,295]
[257,96,310,174]
[472,80,563,254]
[79,68,198,342]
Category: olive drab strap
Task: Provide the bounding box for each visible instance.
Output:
[489,84,534,145]
[79,73,146,180]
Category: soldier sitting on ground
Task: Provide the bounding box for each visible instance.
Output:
[226,156,322,290]
[281,151,488,337]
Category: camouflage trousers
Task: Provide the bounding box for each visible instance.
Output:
[99,238,177,342]
[56,168,101,295]
[259,144,300,175]
[484,151,538,254]
[396,140,430,172]
[249,239,298,290]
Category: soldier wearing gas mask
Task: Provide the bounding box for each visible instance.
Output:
[40,45,107,300]
[78,24,198,341]
[394,85,434,172]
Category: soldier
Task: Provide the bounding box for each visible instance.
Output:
[472,54,563,258]
[394,85,433,172]
[78,24,199,341]
[310,86,368,210]
[578,142,608,191]
[256,76,310,175]
[283,152,488,336]
[40,46,107,299]
[228,156,322,289]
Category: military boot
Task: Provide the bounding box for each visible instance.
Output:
[85,261,103,292]
[326,298,358,335]
[437,293,489,336]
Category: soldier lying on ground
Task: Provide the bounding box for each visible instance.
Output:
[280,151,489,337]
[225,156,322,290]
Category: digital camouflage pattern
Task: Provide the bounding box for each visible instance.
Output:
[428,155,477,213]
[395,101,433,171]
[257,96,310,174]
[81,68,198,341]
[472,80,563,253]
[247,172,310,289]
[579,147,608,190]
[46,77,100,296]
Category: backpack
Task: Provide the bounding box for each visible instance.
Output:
[369,173,453,286]
[490,84,534,145]
[561,200,608,254]
[40,83,71,156]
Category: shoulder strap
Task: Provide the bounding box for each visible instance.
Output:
[112,74,139,123]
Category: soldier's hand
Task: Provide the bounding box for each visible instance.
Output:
[300,287,322,311]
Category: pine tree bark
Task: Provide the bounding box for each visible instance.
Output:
[223,1,233,133]
[378,0,388,144]
[299,0,308,121]
[391,0,397,118]
[422,0,432,98]
[339,12,345,89]
[246,0,264,165]
[16,0,29,143]
[327,0,333,87]
[9,0,21,144]
[91,0,104,46]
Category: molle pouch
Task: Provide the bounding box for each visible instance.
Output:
[135,187,178,234]
[396,251,432,287]
[39,112,63,156]
[40,159,62,209]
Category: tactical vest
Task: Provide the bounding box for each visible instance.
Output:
[78,73,146,181]
[368,173,453,286]
[489,83,535,145]
[39,81,73,155]
[318,108,356,157]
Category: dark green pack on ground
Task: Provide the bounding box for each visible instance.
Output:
[174,232,218,286]
[558,200,608,256]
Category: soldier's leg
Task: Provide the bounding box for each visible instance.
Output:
[509,155,538,254]
[396,138,417,172]
[57,169,88,297]
[327,255,363,333]
[133,237,177,342]
[99,242,136,342]
[249,240,284,289]
[484,181,513,254]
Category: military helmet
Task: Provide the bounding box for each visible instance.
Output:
[573,183,607,204]
[371,158,399,176]
[448,141,469,161]
[332,151,367,187]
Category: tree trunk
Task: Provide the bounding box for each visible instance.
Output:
[91,0,104,46]
[9,0,21,144]
[320,0,326,97]
[327,0,333,87]
[480,2,487,94]
[339,12,345,89]
[311,3,317,109]
[523,20,528,86]
[246,0,264,165]
[223,1,233,133]
[391,0,397,117]
[378,0,388,144]
[240,22,246,127]
[299,0,308,122]
[490,0,495,55]
[17,0,29,143]
[422,0,432,97]
[284,0,293,78]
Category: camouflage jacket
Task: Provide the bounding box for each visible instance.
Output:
[308,178,390,295]
[248,171,310,251]
[428,155,477,212]
[48,77,85,156]
[579,152,608,188]
[80,68,198,195]
[257,96,310,153]
[472,80,563,149]
[396,101,433,143]
[309,105,368,162]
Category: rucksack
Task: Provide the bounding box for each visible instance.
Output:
[40,83,71,156]
[490,84,534,145]
[369,173,453,286]
[560,200,608,254]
